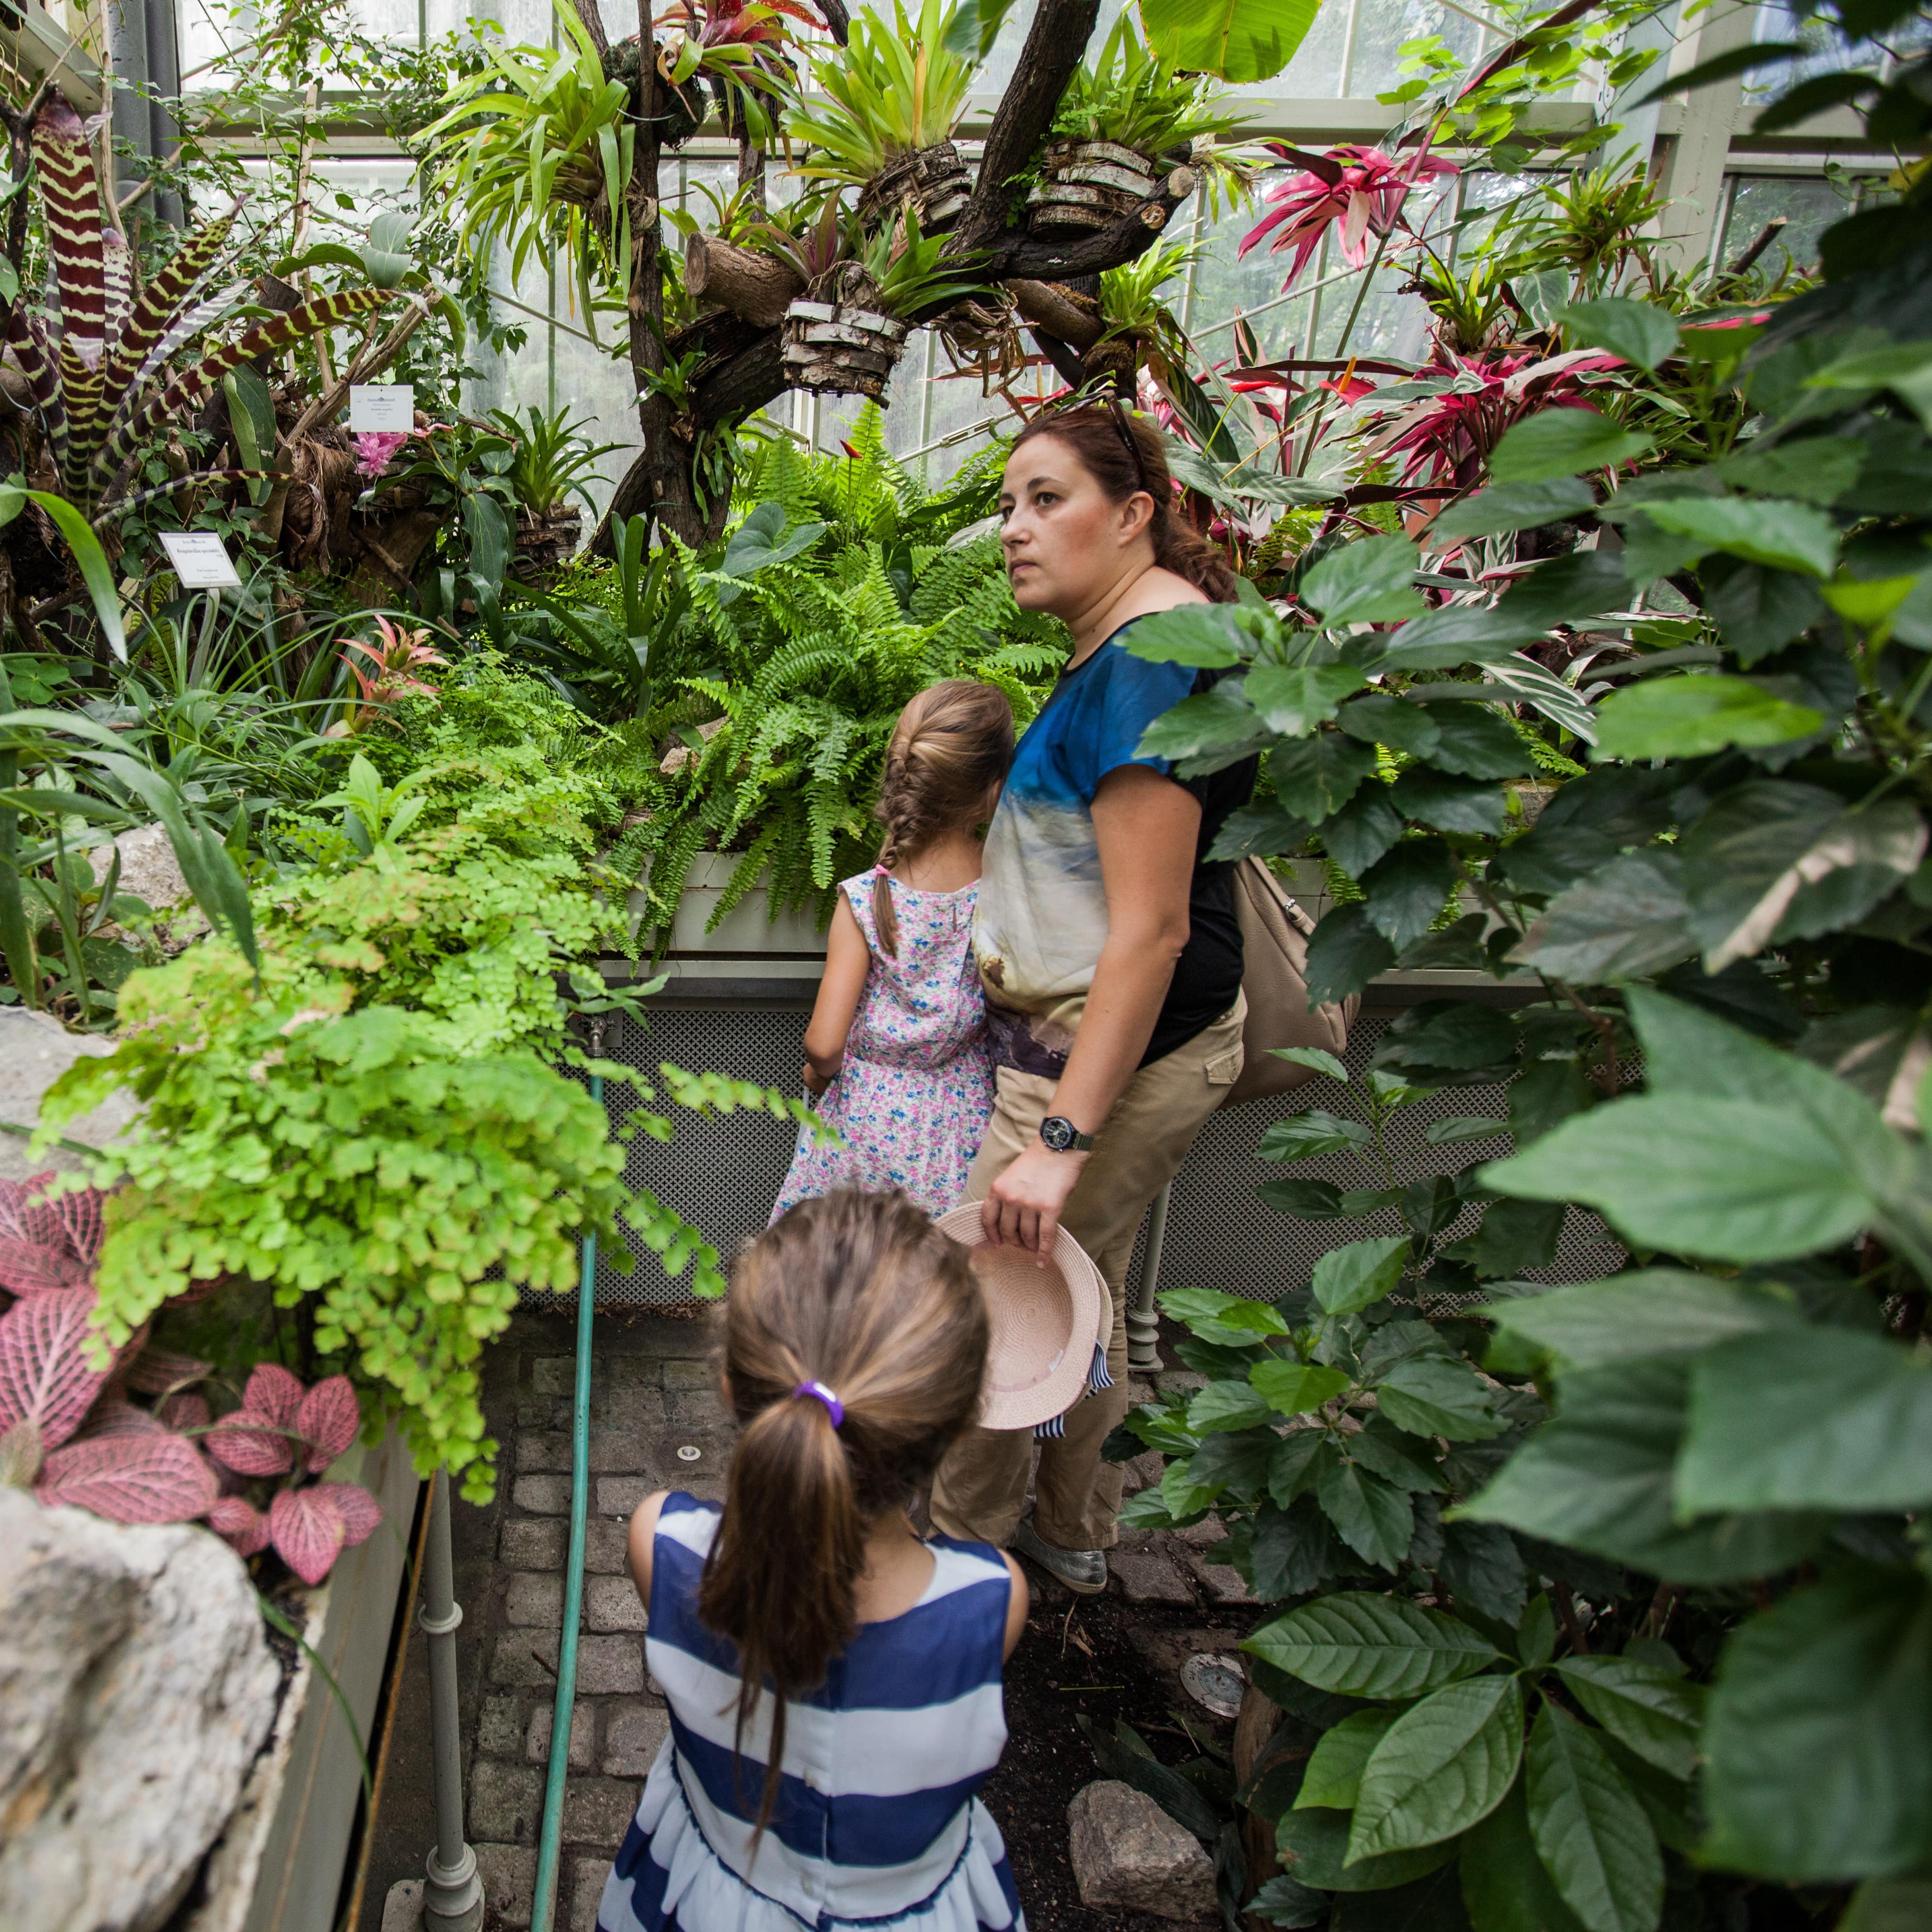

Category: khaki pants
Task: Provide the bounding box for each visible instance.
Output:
[929,998,1245,1551]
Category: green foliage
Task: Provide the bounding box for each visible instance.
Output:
[1050,14,1248,153]
[1138,0,1318,86]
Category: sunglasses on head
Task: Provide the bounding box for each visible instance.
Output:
[1037,391,1151,497]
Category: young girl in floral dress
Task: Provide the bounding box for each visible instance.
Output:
[772,680,1015,1219]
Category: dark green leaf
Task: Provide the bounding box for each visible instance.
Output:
[1312,1235,1410,1315]
[1377,1356,1506,1442]
[1253,1358,1353,1417]
[1594,675,1822,759]
[1488,1269,1798,1371]
[1509,1056,1590,1148]
[1305,904,1396,1005]
[1336,693,1445,758]
[1351,1412,1450,1493]
[1439,1521,1528,1626]
[1274,1804,1460,1892]
[1188,1379,1277,1435]
[1554,1659,1703,1782]
[1716,436,1864,508]
[1122,602,1253,667]
[1251,1494,1345,1598]
[1138,679,1271,767]
[1495,552,1629,632]
[1210,799,1314,862]
[1361,839,1460,951]
[1302,535,1426,625]
[1259,1110,1373,1160]
[1350,1676,1524,1860]
[1246,1595,1499,1699]
[1702,1565,1932,1882]
[1298,1708,1398,1810]
[1375,1000,1518,1074]
[1434,478,1597,540]
[1703,555,1830,665]
[1426,705,1535,780]
[1640,496,1838,579]
[721,502,827,575]
[1319,1458,1415,1570]
[1269,1430,1332,1506]
[1260,1177,1349,1219]
[1490,410,1654,484]
[1681,1326,1932,1514]
[1374,606,1553,670]
[1511,849,1694,982]
[1249,1873,1330,1928]
[1328,1864,1472,1927]
[1457,1360,1827,1584]
[1324,785,1406,876]
[1461,1778,1588,1932]
[1448,1198,1566,1280]
[1271,733,1378,823]
[1555,299,1681,374]
[1525,1702,1663,1932]
[1250,664,1370,735]
[1192,1426,1282,1498]
[1390,770,1509,835]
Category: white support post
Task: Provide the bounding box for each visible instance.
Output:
[1126,1181,1172,1374]
[1649,0,1759,272]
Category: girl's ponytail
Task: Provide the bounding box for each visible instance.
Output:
[698,1192,990,1838]
[871,680,1015,956]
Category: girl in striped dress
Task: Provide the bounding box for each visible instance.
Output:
[596,1190,1029,1932]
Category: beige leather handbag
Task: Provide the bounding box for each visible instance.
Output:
[1224,857,1358,1108]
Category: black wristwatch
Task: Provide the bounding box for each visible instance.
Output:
[1039,1115,1096,1154]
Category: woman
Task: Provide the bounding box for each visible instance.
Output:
[927,404,1257,1592]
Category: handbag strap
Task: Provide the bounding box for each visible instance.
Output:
[1240,855,1317,938]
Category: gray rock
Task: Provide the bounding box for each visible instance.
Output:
[0,1490,280,1932]
[525,1700,594,1770]
[0,1009,143,1183]
[584,1573,646,1633]
[602,1701,669,1778]
[1067,1780,1216,1922]
[571,1856,613,1932]
[474,1843,537,1930]
[88,822,190,911]
[1108,1548,1197,1605]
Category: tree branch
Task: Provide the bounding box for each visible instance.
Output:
[568,0,610,60]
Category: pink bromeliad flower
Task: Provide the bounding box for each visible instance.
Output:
[354,429,409,479]
[1240,144,1459,290]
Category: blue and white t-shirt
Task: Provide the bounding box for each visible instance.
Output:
[971,620,1254,1077]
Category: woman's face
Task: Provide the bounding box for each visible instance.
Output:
[998,436,1153,617]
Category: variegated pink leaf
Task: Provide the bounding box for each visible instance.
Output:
[125,1345,213,1395]
[37,1431,220,1524]
[0,1288,109,1449]
[207,1493,272,1556]
[56,1187,105,1267]
[318,1482,382,1547]
[269,1486,347,1586]
[76,1397,166,1439]
[243,1362,304,1431]
[296,1376,360,1472]
[162,1271,227,1309]
[0,1236,90,1294]
[0,1172,56,1243]
[159,1391,210,1432]
[204,1409,295,1476]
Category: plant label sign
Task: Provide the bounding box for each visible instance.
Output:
[158,530,242,588]
[349,384,413,433]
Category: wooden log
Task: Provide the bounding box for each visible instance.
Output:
[1005,278,1103,353]
[683,232,804,328]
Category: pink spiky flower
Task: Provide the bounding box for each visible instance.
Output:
[354,430,409,479]
[1240,144,1459,291]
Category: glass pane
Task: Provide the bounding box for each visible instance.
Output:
[1260,0,1351,100]
[1721,174,1857,278]
[1346,0,1482,102]
[1749,0,1874,93]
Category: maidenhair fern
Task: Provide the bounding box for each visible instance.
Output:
[617,408,1064,937]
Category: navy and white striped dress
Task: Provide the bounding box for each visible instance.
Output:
[596,1493,1026,1932]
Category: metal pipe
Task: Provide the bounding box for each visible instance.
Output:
[1127,1181,1173,1374]
[530,1041,604,1932]
[421,1470,484,1932]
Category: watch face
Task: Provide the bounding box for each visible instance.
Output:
[1040,1116,1074,1152]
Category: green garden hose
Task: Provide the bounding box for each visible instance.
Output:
[530,1066,600,1931]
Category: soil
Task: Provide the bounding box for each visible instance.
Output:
[983,1579,1254,1932]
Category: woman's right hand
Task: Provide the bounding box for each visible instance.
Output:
[981,1143,1087,1265]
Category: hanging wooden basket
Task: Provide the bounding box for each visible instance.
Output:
[856,141,974,237]
[1028,139,1160,236]
[512,507,582,581]
[781,269,911,401]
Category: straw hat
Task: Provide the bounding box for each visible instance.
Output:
[934,1203,1108,1431]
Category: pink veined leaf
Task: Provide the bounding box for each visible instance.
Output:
[207,1493,273,1556]
[0,1236,91,1295]
[319,1481,383,1547]
[0,1172,57,1243]
[37,1431,220,1524]
[76,1396,167,1439]
[162,1270,228,1309]
[269,1486,348,1586]
[125,1345,214,1395]
[296,1376,361,1472]
[159,1391,211,1432]
[243,1362,304,1431]
[56,1187,106,1268]
[204,1409,296,1476]
[0,1287,111,1450]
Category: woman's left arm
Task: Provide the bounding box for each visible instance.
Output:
[980,764,1200,1258]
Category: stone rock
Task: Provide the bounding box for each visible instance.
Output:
[1108,1548,1197,1604]
[585,1573,647,1632]
[506,1571,564,1629]
[525,1699,594,1769]
[1067,1779,1216,1922]
[0,1489,281,1932]
[562,1776,640,1853]
[571,1855,613,1932]
[88,822,190,911]
[602,1700,669,1777]
[474,1842,537,1930]
[0,1009,143,1184]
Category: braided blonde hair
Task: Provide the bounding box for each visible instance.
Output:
[872,679,1015,954]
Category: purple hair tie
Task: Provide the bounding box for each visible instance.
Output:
[793,1380,845,1428]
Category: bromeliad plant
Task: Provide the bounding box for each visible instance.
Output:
[1048,14,1248,159]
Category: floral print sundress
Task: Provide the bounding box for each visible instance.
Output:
[772,867,994,1220]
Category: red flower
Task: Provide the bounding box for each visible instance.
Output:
[1240,144,1459,291]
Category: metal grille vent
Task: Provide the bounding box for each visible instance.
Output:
[544,1005,1617,1308]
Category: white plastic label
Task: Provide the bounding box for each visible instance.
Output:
[157,530,242,588]
[349,383,414,432]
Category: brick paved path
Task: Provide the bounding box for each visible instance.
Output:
[360,1310,1250,1932]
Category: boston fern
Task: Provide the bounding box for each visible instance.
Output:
[622,413,1062,935]
[1115,18,1932,1919]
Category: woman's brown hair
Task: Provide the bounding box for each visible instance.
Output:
[1008,404,1241,605]
[697,1190,991,1838]
[872,678,1014,955]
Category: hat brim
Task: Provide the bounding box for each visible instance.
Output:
[935,1203,1108,1432]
